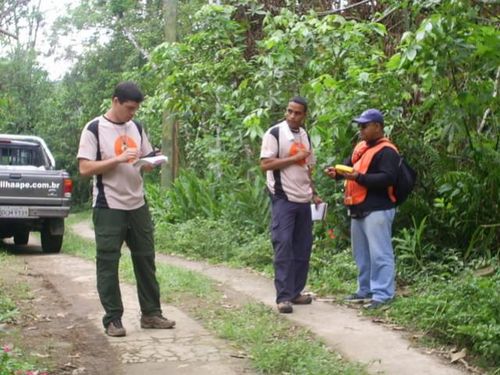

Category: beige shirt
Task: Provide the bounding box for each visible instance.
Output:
[260,121,315,203]
[77,116,153,210]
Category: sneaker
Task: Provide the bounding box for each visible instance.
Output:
[141,314,176,329]
[291,294,312,305]
[277,301,293,314]
[344,293,373,303]
[105,319,126,337]
[363,300,389,310]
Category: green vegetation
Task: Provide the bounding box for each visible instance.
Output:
[1,0,498,371]
[63,223,365,374]
[206,303,362,375]
[0,254,49,375]
[389,271,500,367]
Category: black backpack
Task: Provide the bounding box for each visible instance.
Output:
[394,156,417,205]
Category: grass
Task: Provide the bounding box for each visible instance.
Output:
[64,215,365,374]
[386,271,500,369]
[0,253,50,375]
[204,303,361,374]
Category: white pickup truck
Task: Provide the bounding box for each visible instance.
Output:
[0,134,72,253]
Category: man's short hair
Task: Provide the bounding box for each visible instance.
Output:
[289,96,308,113]
[113,81,144,104]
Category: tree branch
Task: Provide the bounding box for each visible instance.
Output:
[478,66,500,134]
[120,26,152,62]
[0,27,17,39]
[317,0,372,16]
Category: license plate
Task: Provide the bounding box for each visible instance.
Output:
[0,206,29,218]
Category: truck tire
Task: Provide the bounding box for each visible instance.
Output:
[14,231,29,245]
[41,220,64,253]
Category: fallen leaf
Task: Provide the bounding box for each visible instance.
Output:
[32,352,50,358]
[316,298,336,302]
[230,351,249,359]
[450,348,466,363]
[473,266,495,277]
[391,325,405,331]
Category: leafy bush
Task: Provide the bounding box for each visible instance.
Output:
[233,234,273,274]
[308,249,357,296]
[389,270,500,366]
[155,217,272,271]
[146,169,271,234]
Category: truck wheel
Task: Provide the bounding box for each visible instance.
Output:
[41,222,63,253]
[14,231,30,245]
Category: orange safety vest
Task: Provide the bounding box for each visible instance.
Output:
[344,138,398,206]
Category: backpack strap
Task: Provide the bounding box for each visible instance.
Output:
[269,125,280,157]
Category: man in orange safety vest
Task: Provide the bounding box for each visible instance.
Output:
[326,109,399,309]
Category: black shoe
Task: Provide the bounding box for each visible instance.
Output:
[344,293,373,303]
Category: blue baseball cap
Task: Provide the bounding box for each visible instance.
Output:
[353,109,384,125]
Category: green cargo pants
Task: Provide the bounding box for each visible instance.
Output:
[93,204,162,328]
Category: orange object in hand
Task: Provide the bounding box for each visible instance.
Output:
[289,143,307,166]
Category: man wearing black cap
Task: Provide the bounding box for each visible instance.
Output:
[325,109,400,309]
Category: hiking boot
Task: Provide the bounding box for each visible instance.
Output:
[344,293,373,303]
[291,294,312,305]
[141,314,176,329]
[364,299,391,310]
[277,301,293,314]
[105,319,126,337]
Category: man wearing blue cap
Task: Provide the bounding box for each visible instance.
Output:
[325,109,400,309]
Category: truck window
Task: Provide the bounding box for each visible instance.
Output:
[0,146,46,167]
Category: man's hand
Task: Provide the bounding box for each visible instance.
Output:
[312,194,323,205]
[293,149,310,162]
[117,147,139,163]
[324,166,337,178]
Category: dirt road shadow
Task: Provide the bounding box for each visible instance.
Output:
[0,235,56,255]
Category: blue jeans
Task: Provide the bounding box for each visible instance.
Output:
[351,209,396,302]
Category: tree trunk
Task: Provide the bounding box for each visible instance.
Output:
[161,0,178,187]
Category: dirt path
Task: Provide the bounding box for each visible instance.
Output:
[10,234,253,375]
[71,220,468,375]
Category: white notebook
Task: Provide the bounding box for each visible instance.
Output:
[133,155,168,168]
[311,202,328,221]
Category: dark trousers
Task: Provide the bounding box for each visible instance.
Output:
[93,204,162,328]
[270,197,313,303]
